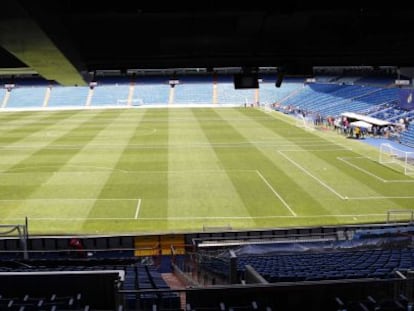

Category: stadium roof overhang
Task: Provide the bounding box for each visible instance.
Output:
[0,1,86,86]
[1,5,414,86]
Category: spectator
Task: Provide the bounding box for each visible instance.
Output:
[354,126,361,139]
[69,238,86,258]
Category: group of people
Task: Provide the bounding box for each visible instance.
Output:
[281,104,412,142]
[333,116,406,140]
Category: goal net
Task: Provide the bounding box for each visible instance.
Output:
[379,143,414,175]
[260,102,273,113]
[295,114,315,131]
[116,98,144,106]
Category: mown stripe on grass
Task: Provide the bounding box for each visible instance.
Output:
[165,109,255,229]
[0,110,124,221]
[32,110,144,222]
[81,110,151,215]
[83,109,170,232]
[193,108,313,225]
[0,110,80,146]
[214,108,336,219]
[0,111,56,130]
[238,108,414,217]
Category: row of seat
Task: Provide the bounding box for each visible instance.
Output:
[335,293,411,311]
[122,264,180,310]
[0,80,303,108]
[237,247,414,282]
[0,293,87,311]
[0,258,179,310]
[282,83,399,118]
[200,245,414,283]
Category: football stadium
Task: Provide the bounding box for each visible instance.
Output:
[1,4,414,311]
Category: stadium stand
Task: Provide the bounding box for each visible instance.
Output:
[279,83,397,117]
[133,77,170,106]
[259,77,304,106]
[216,75,256,106]
[0,72,414,310]
[90,84,130,107]
[400,126,414,147]
[1,222,414,310]
[6,86,46,108]
[48,86,89,108]
[173,77,213,105]
[3,4,414,310]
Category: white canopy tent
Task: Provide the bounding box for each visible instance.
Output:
[341,112,391,126]
[349,120,372,130]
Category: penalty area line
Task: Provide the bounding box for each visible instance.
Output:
[337,157,387,182]
[278,150,345,200]
[134,199,142,219]
[256,170,297,217]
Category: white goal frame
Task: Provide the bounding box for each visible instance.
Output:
[379,143,414,176]
[295,114,315,131]
[260,102,273,113]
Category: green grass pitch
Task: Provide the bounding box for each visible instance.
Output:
[0,107,413,235]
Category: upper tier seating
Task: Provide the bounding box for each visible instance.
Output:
[7,87,45,108]
[48,87,89,107]
[90,84,130,106]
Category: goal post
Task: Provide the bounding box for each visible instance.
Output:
[259,102,273,113]
[295,113,315,131]
[379,143,414,175]
[379,143,397,164]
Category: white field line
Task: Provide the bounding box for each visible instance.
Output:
[383,180,414,183]
[255,170,297,217]
[1,195,412,204]
[0,197,144,219]
[338,156,414,183]
[277,148,350,152]
[0,165,131,174]
[379,169,414,182]
[0,198,138,201]
[0,142,345,150]
[134,199,142,219]
[337,157,387,182]
[5,213,391,221]
[347,196,414,200]
[258,137,331,141]
[278,151,345,199]
[0,168,257,174]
